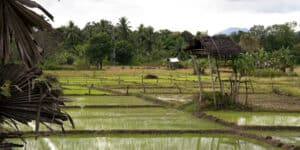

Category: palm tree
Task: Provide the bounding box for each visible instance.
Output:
[63,21,83,56]
[143,26,157,54]
[117,17,131,40]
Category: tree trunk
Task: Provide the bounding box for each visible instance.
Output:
[97,63,100,70]
[100,61,103,70]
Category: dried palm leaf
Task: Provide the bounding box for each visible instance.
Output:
[0,0,52,68]
[0,64,75,133]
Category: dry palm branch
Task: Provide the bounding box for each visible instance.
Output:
[0,64,74,132]
[0,0,74,149]
[0,0,53,68]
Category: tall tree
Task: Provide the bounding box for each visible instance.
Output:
[239,33,260,52]
[181,31,194,45]
[249,25,266,47]
[86,33,112,70]
[62,21,84,56]
[117,17,131,40]
[115,40,134,65]
[263,22,296,51]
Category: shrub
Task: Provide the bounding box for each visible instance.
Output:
[193,92,232,109]
[75,58,90,70]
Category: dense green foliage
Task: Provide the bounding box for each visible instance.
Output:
[34,19,300,69]
[86,33,112,69]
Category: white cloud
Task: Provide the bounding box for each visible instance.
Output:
[36,0,300,35]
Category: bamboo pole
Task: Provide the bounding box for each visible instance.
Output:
[191,55,203,104]
[215,58,224,94]
[208,54,217,107]
[210,38,224,94]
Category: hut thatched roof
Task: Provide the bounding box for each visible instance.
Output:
[186,36,243,59]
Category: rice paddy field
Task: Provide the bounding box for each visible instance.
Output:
[205,111,300,126]
[47,67,300,111]
[16,134,275,150]
[10,67,300,149]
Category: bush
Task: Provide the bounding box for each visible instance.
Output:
[42,61,62,70]
[192,91,252,110]
[75,58,90,70]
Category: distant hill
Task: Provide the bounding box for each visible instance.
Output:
[217,27,249,35]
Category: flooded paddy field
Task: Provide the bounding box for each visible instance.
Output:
[15,134,275,150]
[205,111,300,126]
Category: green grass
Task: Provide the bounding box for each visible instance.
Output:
[61,108,226,130]
[14,134,275,150]
[65,96,156,106]
[205,111,300,126]
[62,85,111,95]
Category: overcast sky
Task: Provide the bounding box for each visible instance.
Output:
[37,0,300,35]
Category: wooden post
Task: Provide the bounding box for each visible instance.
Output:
[191,55,203,104]
[170,75,173,84]
[208,54,217,107]
[118,76,121,85]
[215,58,224,94]
[126,85,129,95]
[185,73,188,86]
[245,81,248,105]
[210,37,224,95]
[143,84,146,93]
[174,83,182,94]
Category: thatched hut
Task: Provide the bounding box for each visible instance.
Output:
[185,36,243,107]
[186,36,243,60]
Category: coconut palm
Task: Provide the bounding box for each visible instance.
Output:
[117,17,131,40]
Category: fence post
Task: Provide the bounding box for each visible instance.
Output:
[174,83,182,94]
[170,75,173,84]
[142,83,146,93]
[126,85,129,95]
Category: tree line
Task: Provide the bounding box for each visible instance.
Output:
[32,17,300,69]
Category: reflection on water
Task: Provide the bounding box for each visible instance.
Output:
[21,135,271,150]
[206,111,300,126]
[273,136,300,146]
[237,116,300,126]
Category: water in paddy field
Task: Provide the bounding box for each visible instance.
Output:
[17,135,272,150]
[205,111,300,126]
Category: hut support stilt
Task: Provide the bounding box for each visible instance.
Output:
[208,54,217,107]
[215,58,224,94]
[191,56,203,105]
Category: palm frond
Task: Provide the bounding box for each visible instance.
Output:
[0,0,52,68]
[0,64,75,133]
